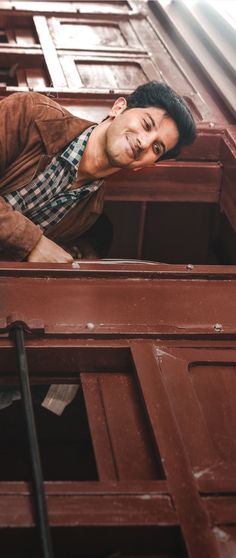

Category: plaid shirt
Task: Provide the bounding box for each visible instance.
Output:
[4,125,103,232]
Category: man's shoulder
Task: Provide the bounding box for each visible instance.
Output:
[29,92,69,115]
[31,94,95,154]
[6,91,72,119]
[0,91,70,124]
[2,92,92,128]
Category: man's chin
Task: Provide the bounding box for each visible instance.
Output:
[107,149,134,169]
[107,156,133,169]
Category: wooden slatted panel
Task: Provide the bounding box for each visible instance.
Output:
[0,50,51,88]
[25,67,50,88]
[0,17,38,45]
[1,0,236,126]
[2,1,138,16]
[81,372,162,481]
[58,20,128,48]
[48,17,142,50]
[59,55,157,90]
[34,15,67,87]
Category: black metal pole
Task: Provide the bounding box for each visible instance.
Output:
[13,326,54,558]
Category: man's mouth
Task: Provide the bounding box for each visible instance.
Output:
[126,135,140,160]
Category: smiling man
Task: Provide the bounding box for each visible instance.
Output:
[0,81,196,263]
[102,100,179,169]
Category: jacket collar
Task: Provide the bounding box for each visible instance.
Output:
[35,115,96,155]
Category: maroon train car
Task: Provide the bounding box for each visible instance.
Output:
[0,1,235,557]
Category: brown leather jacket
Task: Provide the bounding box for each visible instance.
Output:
[0,92,105,260]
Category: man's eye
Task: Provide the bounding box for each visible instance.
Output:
[153,142,161,155]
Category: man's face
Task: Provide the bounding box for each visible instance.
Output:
[104,100,179,170]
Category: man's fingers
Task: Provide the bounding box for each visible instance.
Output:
[27,235,74,263]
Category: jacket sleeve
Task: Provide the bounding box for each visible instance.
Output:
[0,93,44,259]
[0,92,34,175]
[0,197,43,260]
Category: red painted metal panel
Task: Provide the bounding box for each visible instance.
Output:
[204,497,236,525]
[131,342,220,558]
[148,347,236,483]
[82,372,162,481]
[0,488,176,528]
[80,374,118,481]
[0,263,235,557]
[1,264,236,337]
[104,162,222,202]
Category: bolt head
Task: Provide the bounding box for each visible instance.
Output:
[72,261,80,269]
[186,264,194,270]
[214,323,223,332]
[86,322,95,330]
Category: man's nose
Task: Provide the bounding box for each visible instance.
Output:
[137,133,151,151]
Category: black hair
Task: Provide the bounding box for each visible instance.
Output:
[126,81,196,159]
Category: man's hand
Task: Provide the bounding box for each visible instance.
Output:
[27,235,73,263]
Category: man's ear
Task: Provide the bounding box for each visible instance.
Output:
[108,97,127,118]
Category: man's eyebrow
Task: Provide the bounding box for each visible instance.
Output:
[146,112,155,127]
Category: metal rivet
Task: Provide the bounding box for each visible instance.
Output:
[214,323,223,332]
[209,122,215,128]
[72,261,80,269]
[186,264,194,270]
[86,322,95,330]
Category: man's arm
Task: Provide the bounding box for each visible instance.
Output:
[0,196,43,259]
[0,92,34,175]
[0,197,73,262]
[0,93,74,262]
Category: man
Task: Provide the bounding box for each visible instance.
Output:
[0,81,196,412]
[0,81,196,262]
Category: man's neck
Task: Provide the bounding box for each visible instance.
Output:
[78,119,120,180]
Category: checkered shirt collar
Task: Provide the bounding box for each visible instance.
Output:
[60,124,96,170]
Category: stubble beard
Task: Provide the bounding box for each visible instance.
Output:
[106,141,133,170]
